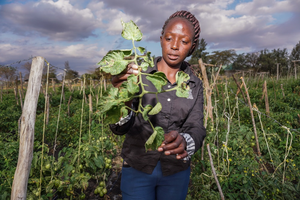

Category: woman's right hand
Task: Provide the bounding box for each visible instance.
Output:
[111,63,139,88]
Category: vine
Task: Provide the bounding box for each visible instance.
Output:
[97,20,191,150]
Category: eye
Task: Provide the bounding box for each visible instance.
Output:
[165,37,171,41]
[182,40,188,44]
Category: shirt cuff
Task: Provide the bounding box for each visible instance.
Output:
[115,111,133,126]
[180,133,195,160]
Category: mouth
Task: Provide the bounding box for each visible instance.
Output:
[167,54,179,60]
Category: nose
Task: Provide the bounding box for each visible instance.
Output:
[171,38,179,50]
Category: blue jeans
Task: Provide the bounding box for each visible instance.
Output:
[121,161,191,200]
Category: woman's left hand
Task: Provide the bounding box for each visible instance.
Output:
[157,130,188,159]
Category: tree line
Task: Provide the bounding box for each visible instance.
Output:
[1,40,300,86]
[189,39,300,76]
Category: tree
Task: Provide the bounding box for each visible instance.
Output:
[22,62,32,79]
[64,61,79,80]
[189,38,209,64]
[290,41,300,61]
[0,66,17,87]
[207,49,237,66]
[42,65,57,83]
[232,53,247,70]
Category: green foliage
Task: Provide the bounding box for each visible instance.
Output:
[97,20,190,150]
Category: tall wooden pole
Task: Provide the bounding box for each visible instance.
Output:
[11,56,45,200]
[292,60,300,80]
[240,77,261,156]
[276,63,280,81]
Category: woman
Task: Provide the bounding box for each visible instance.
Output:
[110,10,206,200]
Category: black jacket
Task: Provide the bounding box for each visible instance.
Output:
[110,57,206,176]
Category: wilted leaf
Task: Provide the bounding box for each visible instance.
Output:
[121,20,143,41]
[140,62,149,71]
[98,50,130,75]
[142,104,153,121]
[146,72,168,92]
[145,126,164,151]
[148,102,162,115]
[137,47,146,54]
[127,74,139,94]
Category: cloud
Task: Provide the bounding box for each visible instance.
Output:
[0,0,98,41]
[0,42,107,74]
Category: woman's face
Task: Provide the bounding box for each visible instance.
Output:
[160,17,194,69]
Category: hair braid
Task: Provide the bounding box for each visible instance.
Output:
[161,10,200,57]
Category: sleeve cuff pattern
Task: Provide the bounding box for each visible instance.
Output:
[115,111,133,126]
[180,133,195,161]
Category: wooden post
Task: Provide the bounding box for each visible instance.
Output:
[207,144,225,200]
[19,89,23,110]
[19,71,24,97]
[11,56,44,199]
[281,84,285,97]
[51,78,56,94]
[240,77,261,156]
[198,58,213,124]
[67,95,72,117]
[232,74,247,103]
[276,63,280,81]
[46,94,50,125]
[88,94,93,114]
[263,81,270,115]
[292,60,300,79]
[14,87,19,105]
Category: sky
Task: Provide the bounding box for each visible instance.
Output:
[0,0,299,76]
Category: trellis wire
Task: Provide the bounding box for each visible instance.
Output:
[39,60,50,199]
[77,75,86,171]
[51,69,66,181]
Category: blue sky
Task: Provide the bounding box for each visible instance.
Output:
[0,0,299,76]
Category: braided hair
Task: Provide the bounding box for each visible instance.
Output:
[161,10,200,57]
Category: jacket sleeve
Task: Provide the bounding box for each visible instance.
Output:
[109,112,135,135]
[180,81,206,153]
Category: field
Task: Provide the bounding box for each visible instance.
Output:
[1,73,300,199]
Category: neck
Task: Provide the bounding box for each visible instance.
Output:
[157,59,182,84]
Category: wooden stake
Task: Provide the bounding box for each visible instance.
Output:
[199,58,214,124]
[51,78,56,94]
[67,95,72,117]
[19,88,23,110]
[11,56,44,199]
[263,81,270,115]
[19,71,24,97]
[281,84,285,97]
[240,77,261,156]
[207,143,225,200]
[46,94,50,125]
[232,74,247,103]
[14,87,19,105]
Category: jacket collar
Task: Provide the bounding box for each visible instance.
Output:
[145,56,197,84]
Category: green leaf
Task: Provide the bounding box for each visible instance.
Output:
[137,47,146,54]
[142,104,153,121]
[175,71,190,98]
[176,71,190,85]
[148,102,162,115]
[176,87,190,98]
[140,62,149,71]
[121,106,128,118]
[121,20,143,41]
[145,126,164,151]
[127,74,139,94]
[146,72,168,92]
[94,156,104,169]
[98,50,130,75]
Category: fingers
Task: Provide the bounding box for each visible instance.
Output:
[157,131,187,159]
